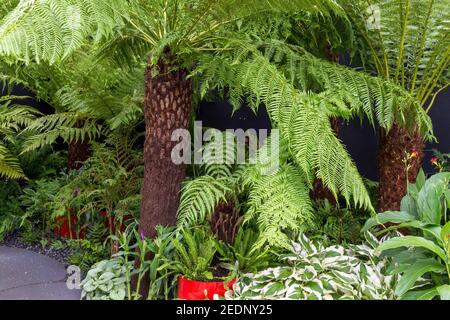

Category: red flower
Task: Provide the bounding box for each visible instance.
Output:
[430,156,439,166]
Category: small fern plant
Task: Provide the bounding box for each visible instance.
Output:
[164,227,219,281]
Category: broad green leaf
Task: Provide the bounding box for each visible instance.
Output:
[400,195,418,218]
[362,211,416,232]
[376,220,424,235]
[441,221,450,245]
[415,169,426,191]
[418,224,442,244]
[445,189,450,212]
[378,236,447,261]
[265,282,285,296]
[401,287,439,300]
[437,285,450,300]
[109,287,126,300]
[417,173,450,224]
[394,259,445,297]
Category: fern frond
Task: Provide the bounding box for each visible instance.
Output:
[0,143,25,179]
[228,39,433,138]
[21,112,102,153]
[0,100,38,179]
[0,0,344,65]
[245,164,313,248]
[0,0,127,64]
[177,176,233,228]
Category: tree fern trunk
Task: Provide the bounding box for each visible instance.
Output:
[378,123,423,211]
[67,120,91,170]
[133,49,192,297]
[209,201,242,245]
[139,49,192,239]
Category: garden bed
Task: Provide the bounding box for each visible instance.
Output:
[1,230,73,265]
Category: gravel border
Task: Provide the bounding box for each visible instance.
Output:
[0,230,74,266]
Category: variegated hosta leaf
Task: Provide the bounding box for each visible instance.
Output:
[227,233,401,300]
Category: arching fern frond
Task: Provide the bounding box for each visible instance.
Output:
[177,176,234,228]
[0,143,25,179]
[20,112,102,153]
[245,163,313,248]
[0,0,127,64]
[0,0,344,65]
[0,100,39,179]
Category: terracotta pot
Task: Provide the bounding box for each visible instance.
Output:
[54,208,84,239]
[177,276,236,300]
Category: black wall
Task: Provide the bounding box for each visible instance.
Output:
[3,83,449,181]
[197,88,449,180]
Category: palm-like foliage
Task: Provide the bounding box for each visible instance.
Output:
[0,0,343,65]
[0,0,435,247]
[17,50,144,154]
[344,0,450,111]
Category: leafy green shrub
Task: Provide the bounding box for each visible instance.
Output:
[20,177,65,232]
[82,225,178,300]
[227,233,399,300]
[0,180,22,240]
[363,171,450,300]
[53,142,143,237]
[80,258,132,300]
[66,239,109,273]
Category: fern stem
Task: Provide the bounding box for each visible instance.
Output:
[418,51,450,106]
[415,39,450,101]
[424,83,450,114]
[394,0,411,87]
[409,0,435,94]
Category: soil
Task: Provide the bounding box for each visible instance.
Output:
[211,265,231,280]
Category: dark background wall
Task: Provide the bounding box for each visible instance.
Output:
[4,83,448,181]
[197,88,449,181]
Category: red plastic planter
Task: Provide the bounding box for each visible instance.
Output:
[177,276,236,300]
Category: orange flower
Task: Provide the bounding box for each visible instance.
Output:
[410,151,418,159]
[430,156,439,166]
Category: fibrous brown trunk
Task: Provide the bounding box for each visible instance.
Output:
[209,201,243,245]
[139,49,193,239]
[67,120,91,170]
[378,123,424,212]
[133,49,192,298]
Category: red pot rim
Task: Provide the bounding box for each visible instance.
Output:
[178,275,235,284]
[177,275,236,300]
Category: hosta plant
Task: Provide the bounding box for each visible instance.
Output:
[363,171,450,300]
[226,233,400,300]
[81,225,178,300]
[80,258,132,300]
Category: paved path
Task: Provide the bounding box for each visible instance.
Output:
[0,246,80,300]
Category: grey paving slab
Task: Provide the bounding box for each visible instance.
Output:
[0,282,81,300]
[0,246,80,300]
